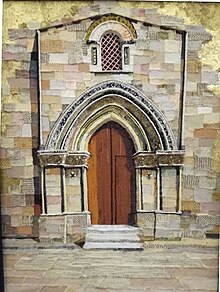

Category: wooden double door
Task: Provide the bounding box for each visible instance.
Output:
[88,122,136,225]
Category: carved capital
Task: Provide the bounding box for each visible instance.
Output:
[156,150,185,166]
[134,150,184,167]
[66,151,90,166]
[38,150,90,166]
[133,152,157,167]
[38,150,66,166]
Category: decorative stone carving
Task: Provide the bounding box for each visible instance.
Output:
[65,152,90,166]
[46,81,176,151]
[156,151,185,165]
[134,152,157,167]
[85,15,137,42]
[38,150,66,165]
[134,150,184,167]
[37,150,90,166]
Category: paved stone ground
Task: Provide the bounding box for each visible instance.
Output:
[2,239,219,292]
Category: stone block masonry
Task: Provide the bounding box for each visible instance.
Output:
[1,24,39,238]
[1,2,220,242]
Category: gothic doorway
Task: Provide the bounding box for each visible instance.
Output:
[87,122,136,225]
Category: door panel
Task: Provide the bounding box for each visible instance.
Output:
[88,122,135,225]
[88,126,112,224]
[115,156,134,224]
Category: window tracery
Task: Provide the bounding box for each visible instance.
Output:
[101,33,122,71]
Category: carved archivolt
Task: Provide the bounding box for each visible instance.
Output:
[72,104,149,151]
[85,15,137,42]
[45,80,177,151]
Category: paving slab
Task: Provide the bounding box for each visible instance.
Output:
[2,238,219,291]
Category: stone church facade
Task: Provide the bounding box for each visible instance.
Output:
[1,1,219,244]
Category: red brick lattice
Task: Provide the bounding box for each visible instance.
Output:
[101,33,122,71]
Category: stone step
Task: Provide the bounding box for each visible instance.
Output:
[84,225,143,250]
[86,233,140,243]
[87,225,140,234]
[83,242,143,250]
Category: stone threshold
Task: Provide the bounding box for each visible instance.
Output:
[2,237,218,252]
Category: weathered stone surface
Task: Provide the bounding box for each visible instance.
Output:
[188,31,212,41]
[49,53,69,64]
[182,201,200,212]
[3,242,218,290]
[183,175,200,189]
[8,29,36,39]
[41,40,64,53]
[180,278,217,290]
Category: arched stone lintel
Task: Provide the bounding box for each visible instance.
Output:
[89,21,134,43]
[86,15,137,42]
[45,81,177,151]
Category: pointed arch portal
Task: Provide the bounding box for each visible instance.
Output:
[38,81,184,228]
[88,121,136,225]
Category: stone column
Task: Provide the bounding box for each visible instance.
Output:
[38,150,67,215]
[177,166,183,213]
[136,168,142,210]
[40,166,46,214]
[65,151,90,213]
[156,167,161,211]
[82,166,88,212]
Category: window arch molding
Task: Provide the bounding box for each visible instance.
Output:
[86,17,136,72]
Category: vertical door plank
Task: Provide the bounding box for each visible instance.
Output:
[115,156,132,224]
[111,123,135,225]
[88,134,99,224]
[88,125,112,224]
[96,126,112,224]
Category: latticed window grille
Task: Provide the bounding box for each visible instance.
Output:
[101,33,122,71]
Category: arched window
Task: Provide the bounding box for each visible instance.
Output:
[87,17,136,72]
[101,33,122,71]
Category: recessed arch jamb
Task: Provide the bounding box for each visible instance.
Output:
[63,93,163,151]
[65,95,162,152]
[45,81,177,151]
[72,104,150,152]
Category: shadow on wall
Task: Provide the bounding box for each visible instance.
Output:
[29,35,41,238]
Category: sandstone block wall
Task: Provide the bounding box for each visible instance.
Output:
[1,1,219,240]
